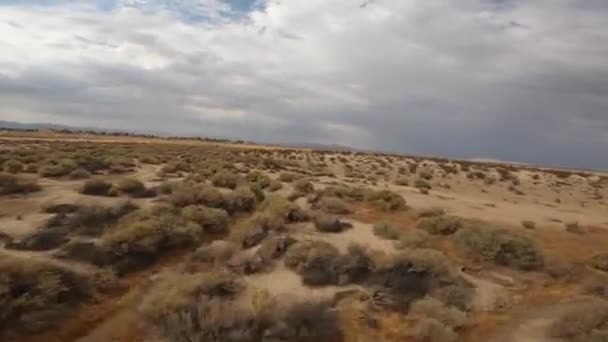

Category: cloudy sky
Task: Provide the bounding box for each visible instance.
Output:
[1,0,607,169]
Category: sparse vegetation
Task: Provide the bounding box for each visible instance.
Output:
[417,215,463,235]
[373,222,400,240]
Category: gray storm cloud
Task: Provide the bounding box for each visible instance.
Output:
[0,0,607,169]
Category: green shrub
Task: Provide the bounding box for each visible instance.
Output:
[454,225,543,270]
[0,172,41,195]
[373,223,400,240]
[211,171,241,189]
[367,190,407,211]
[117,178,146,195]
[417,216,463,235]
[102,207,202,262]
[3,159,23,173]
[180,205,229,234]
[39,159,77,177]
[81,178,113,196]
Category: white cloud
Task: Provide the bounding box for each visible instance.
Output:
[0,0,607,168]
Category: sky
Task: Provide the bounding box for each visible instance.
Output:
[0,0,607,169]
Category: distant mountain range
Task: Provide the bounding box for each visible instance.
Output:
[0,120,363,152]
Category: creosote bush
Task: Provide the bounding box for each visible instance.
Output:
[454,224,543,270]
[0,172,41,195]
[0,253,99,334]
[373,223,400,240]
[211,171,241,189]
[417,215,463,235]
[314,196,352,214]
[81,178,113,196]
[367,189,407,211]
[139,271,342,342]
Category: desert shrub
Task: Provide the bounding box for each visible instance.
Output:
[139,271,341,342]
[253,196,309,231]
[521,220,536,229]
[285,240,341,285]
[432,282,475,312]
[211,171,241,189]
[246,170,271,189]
[415,179,432,190]
[0,172,41,195]
[410,296,468,329]
[313,214,351,233]
[368,249,459,311]
[117,178,146,195]
[23,163,38,173]
[584,278,608,299]
[294,179,314,194]
[0,254,97,333]
[419,207,445,218]
[38,159,77,177]
[367,189,407,211]
[454,225,543,270]
[160,161,190,174]
[69,168,91,179]
[3,159,23,173]
[417,216,463,235]
[589,253,608,272]
[549,302,608,342]
[257,235,297,261]
[314,196,352,214]
[396,230,431,249]
[46,201,138,235]
[181,205,229,234]
[268,180,282,192]
[278,172,301,182]
[223,186,257,213]
[373,223,400,240]
[102,207,203,271]
[81,178,113,196]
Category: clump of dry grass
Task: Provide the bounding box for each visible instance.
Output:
[0,172,41,195]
